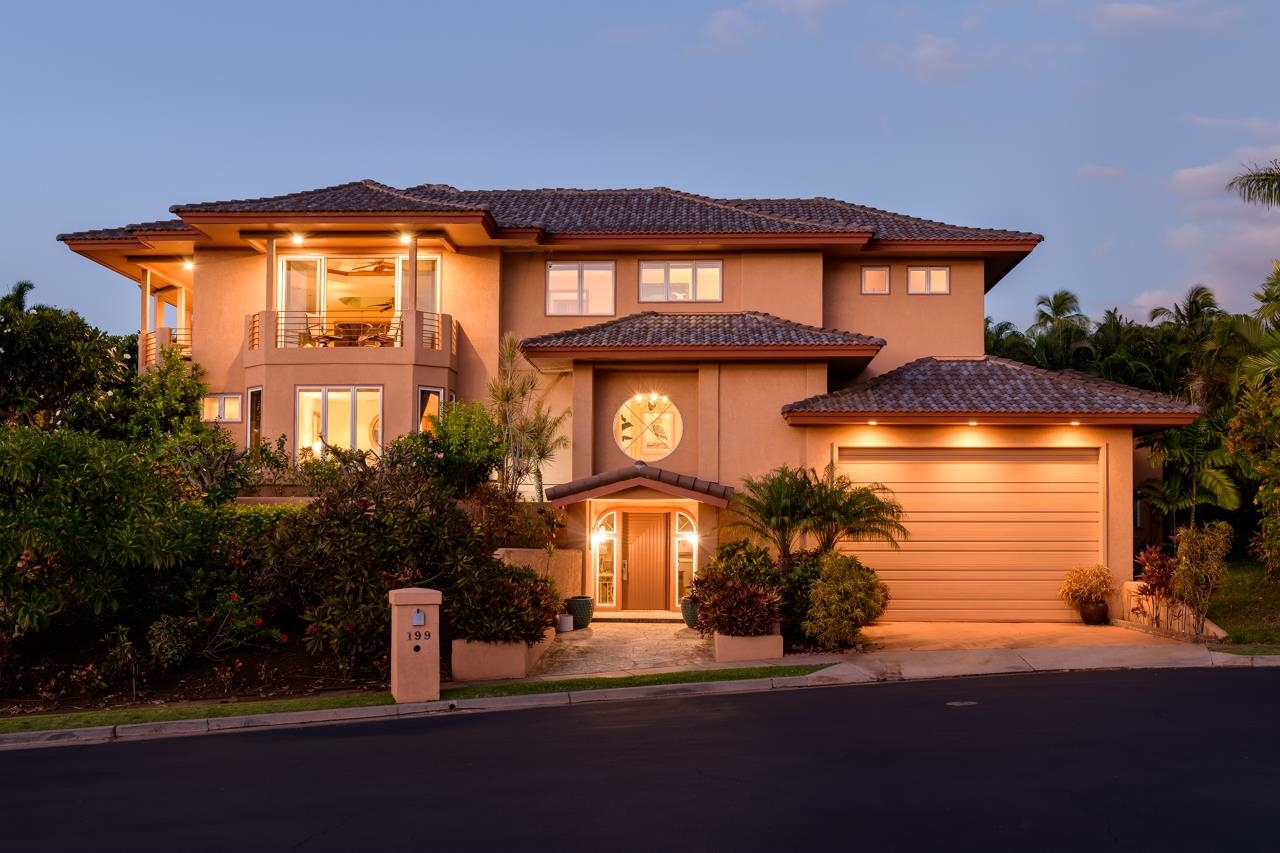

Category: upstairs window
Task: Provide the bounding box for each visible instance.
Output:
[861,267,890,295]
[639,261,722,302]
[547,262,615,316]
[907,267,950,295]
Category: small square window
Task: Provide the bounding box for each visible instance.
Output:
[203,394,243,422]
[908,267,950,294]
[861,267,890,295]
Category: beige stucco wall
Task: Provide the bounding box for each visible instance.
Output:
[442,248,501,403]
[592,368,701,473]
[191,248,262,395]
[823,258,986,378]
[499,251,825,342]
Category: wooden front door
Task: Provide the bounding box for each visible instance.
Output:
[623,513,669,610]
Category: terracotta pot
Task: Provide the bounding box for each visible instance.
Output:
[1079,601,1109,625]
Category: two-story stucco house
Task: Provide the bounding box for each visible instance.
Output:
[59,180,1197,622]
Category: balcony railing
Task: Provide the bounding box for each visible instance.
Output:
[138,328,192,370]
[276,311,404,349]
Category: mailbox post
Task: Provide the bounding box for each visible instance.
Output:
[388,587,442,703]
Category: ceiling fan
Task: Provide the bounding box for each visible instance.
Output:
[348,258,396,273]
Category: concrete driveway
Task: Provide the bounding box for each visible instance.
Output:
[859,621,1183,651]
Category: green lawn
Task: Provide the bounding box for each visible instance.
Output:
[0,663,827,735]
[1208,558,1280,645]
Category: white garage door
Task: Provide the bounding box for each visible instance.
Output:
[838,447,1102,622]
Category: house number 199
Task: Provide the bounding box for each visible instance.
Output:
[406,630,432,641]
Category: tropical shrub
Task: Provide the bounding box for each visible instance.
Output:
[0,426,212,644]
[1058,564,1116,608]
[779,549,823,644]
[1132,545,1178,628]
[446,560,560,644]
[459,484,564,552]
[802,553,889,650]
[1173,522,1233,638]
[383,401,505,496]
[270,460,485,673]
[689,540,782,638]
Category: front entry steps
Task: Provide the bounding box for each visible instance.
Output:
[592,610,684,624]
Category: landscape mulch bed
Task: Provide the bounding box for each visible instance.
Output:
[1,645,390,718]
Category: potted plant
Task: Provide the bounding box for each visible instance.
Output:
[446,561,561,680]
[690,541,784,662]
[1058,564,1115,625]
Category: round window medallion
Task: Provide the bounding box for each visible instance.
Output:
[613,393,682,462]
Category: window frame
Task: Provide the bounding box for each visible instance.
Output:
[246,387,262,450]
[417,385,445,432]
[860,266,891,295]
[202,393,243,423]
[638,260,724,303]
[295,385,383,460]
[277,252,444,316]
[545,261,616,317]
[907,266,951,295]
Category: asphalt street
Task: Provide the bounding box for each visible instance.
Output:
[2,668,1276,852]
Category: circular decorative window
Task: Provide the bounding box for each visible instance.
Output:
[613,392,683,462]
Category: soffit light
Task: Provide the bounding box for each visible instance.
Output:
[400,233,413,245]
[291,234,305,246]
[968,420,978,426]
[1070,420,1081,426]
[182,260,194,270]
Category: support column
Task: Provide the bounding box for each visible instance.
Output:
[403,237,418,349]
[264,237,276,309]
[572,363,594,479]
[138,269,153,371]
[264,238,277,351]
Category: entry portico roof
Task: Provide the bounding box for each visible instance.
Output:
[545,462,734,508]
[521,311,884,363]
[782,356,1201,426]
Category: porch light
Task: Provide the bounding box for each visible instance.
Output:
[182,259,194,271]
[291,234,304,246]
[311,440,323,456]
[400,233,412,245]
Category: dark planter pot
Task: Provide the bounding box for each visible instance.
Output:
[566,595,594,629]
[680,596,698,629]
[1079,601,1109,625]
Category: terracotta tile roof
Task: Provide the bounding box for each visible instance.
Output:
[521,311,885,350]
[57,219,198,241]
[545,461,733,506]
[170,180,484,215]
[782,357,1201,417]
[724,197,1041,242]
[77,179,1038,242]
[405,185,840,234]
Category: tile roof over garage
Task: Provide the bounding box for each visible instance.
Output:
[782,357,1201,424]
[521,311,885,351]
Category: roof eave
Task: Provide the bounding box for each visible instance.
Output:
[535,231,872,248]
[781,411,1200,427]
[547,475,732,508]
[524,344,883,362]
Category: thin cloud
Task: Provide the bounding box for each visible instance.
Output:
[1078,164,1125,179]
[1087,2,1236,33]
[906,33,975,81]
[1165,145,1280,313]
[705,0,833,46]
[1188,115,1280,139]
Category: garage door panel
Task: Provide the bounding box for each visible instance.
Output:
[839,447,1101,622]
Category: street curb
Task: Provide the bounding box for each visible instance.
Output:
[4,647,1278,751]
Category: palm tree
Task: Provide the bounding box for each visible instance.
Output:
[1028,289,1092,371]
[732,466,814,569]
[1031,289,1088,334]
[1251,261,1280,328]
[1149,285,1226,405]
[805,463,907,553]
[487,332,539,494]
[523,402,569,502]
[1227,159,1280,207]
[984,316,1033,362]
[1140,412,1240,527]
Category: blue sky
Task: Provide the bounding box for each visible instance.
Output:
[2,0,1276,334]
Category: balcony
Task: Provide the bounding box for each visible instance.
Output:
[245,310,457,370]
[139,327,192,369]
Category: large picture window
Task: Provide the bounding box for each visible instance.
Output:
[546,262,615,316]
[296,386,382,458]
[639,261,722,302]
